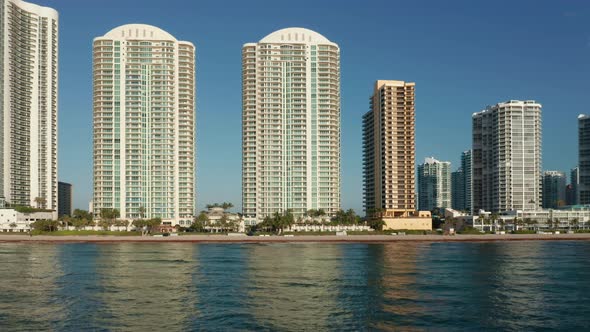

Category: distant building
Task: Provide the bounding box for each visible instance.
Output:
[418,157,451,211]
[0,0,59,210]
[451,170,465,210]
[58,182,73,217]
[569,167,580,205]
[472,100,542,212]
[542,171,566,209]
[579,115,590,204]
[451,150,472,212]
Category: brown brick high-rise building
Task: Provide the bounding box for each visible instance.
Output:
[363,80,428,229]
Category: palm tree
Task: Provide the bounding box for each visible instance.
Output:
[34,197,46,209]
[490,213,499,232]
[138,206,146,219]
[572,218,579,231]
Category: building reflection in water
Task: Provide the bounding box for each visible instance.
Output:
[0,243,65,330]
[94,243,197,330]
[244,243,344,330]
[368,243,425,331]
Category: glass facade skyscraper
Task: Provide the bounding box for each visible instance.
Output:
[418,157,451,211]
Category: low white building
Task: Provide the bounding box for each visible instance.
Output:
[0,209,56,232]
[290,224,372,232]
[449,208,590,231]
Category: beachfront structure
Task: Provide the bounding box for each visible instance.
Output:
[241,28,341,224]
[0,0,58,211]
[542,171,566,209]
[0,208,55,232]
[363,80,430,229]
[472,100,542,213]
[579,115,590,204]
[92,24,196,225]
[418,157,451,211]
[363,80,416,216]
[58,181,72,217]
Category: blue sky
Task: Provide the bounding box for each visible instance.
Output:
[40,0,589,212]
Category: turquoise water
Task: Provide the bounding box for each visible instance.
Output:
[0,241,589,331]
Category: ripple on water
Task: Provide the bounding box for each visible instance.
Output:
[0,241,589,330]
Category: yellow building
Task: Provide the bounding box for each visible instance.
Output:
[382,210,432,231]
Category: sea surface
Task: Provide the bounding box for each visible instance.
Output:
[0,241,589,331]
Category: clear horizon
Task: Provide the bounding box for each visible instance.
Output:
[46,0,590,212]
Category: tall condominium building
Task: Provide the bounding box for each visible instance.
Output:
[0,0,58,211]
[542,171,566,209]
[579,115,590,204]
[242,28,340,224]
[472,100,542,213]
[451,170,464,210]
[363,80,415,217]
[567,167,579,205]
[58,181,72,217]
[451,150,472,212]
[93,24,196,225]
[418,157,451,211]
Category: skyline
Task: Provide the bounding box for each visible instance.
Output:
[40,0,589,212]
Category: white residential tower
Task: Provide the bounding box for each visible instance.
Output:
[0,0,58,212]
[92,24,196,225]
[242,27,341,224]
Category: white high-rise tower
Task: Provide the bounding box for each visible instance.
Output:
[472,100,542,212]
[242,28,341,224]
[92,24,196,225]
[0,0,58,212]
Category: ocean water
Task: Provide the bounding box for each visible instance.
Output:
[0,241,589,331]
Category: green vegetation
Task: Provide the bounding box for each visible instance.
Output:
[254,211,295,234]
[457,227,486,235]
[30,219,59,232]
[132,218,162,236]
[367,218,385,231]
[12,206,52,213]
[330,209,362,225]
[206,202,234,210]
[306,209,326,218]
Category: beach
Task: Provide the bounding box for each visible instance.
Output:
[2,233,590,243]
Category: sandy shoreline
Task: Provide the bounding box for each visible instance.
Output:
[1,233,590,243]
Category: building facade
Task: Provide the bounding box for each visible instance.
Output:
[241,28,341,224]
[0,208,55,232]
[579,115,590,204]
[472,100,542,213]
[418,157,451,211]
[451,170,464,211]
[0,0,58,210]
[542,171,566,209]
[569,167,579,205]
[363,80,416,217]
[58,181,72,217]
[92,24,196,225]
[451,150,472,212]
